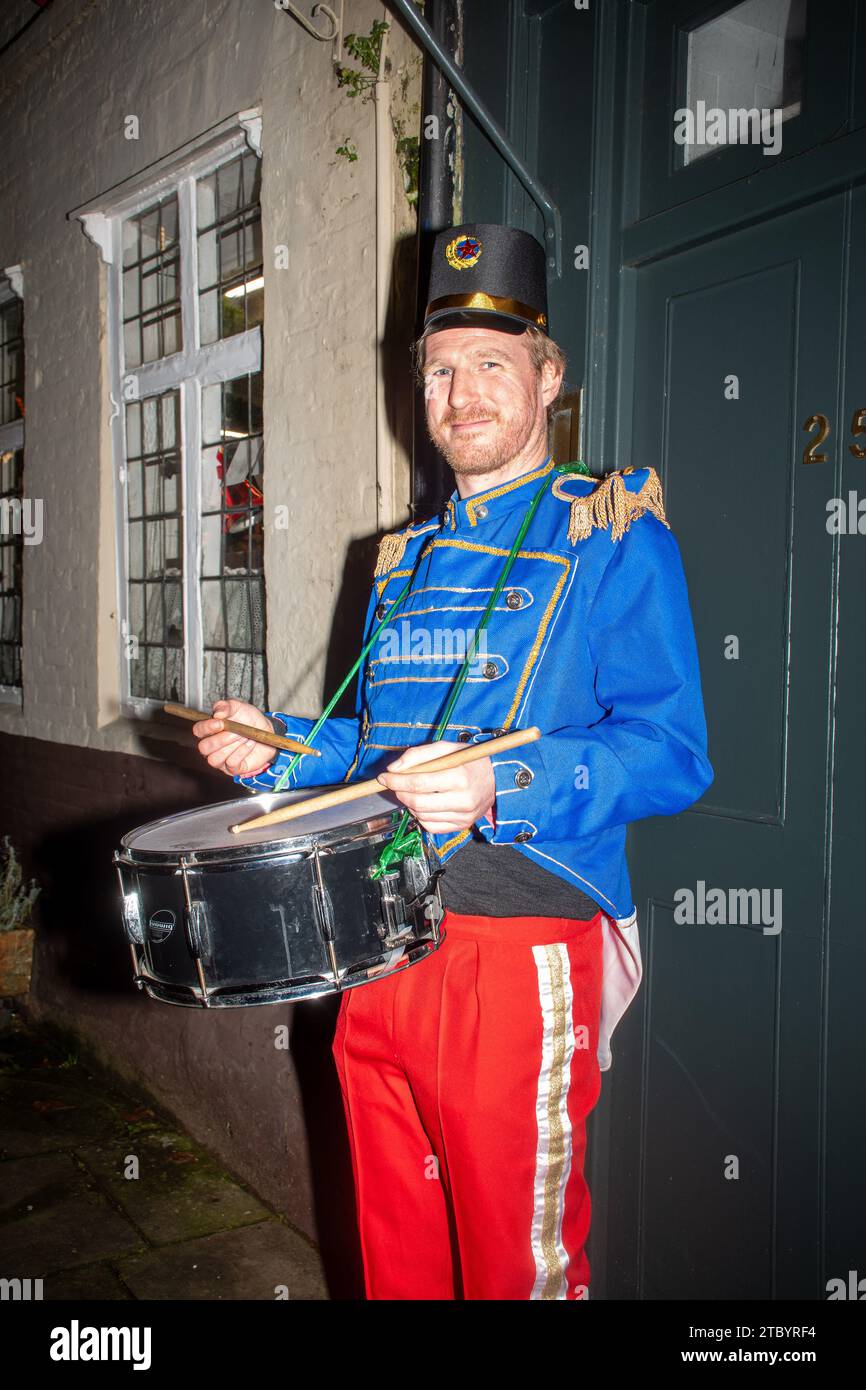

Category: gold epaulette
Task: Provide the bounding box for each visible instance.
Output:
[551,466,669,543]
[374,519,442,577]
[374,528,411,577]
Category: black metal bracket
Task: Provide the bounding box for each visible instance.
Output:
[386,0,563,278]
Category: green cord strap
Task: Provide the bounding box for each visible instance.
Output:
[271,458,591,872]
[371,458,591,877]
[272,569,418,792]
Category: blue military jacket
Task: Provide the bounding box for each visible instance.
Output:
[236,455,713,1069]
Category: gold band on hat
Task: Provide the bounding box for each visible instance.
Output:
[425,292,547,328]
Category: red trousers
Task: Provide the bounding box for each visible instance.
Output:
[331,908,605,1300]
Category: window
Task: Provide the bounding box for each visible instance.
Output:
[0,268,24,701]
[682,0,807,165]
[77,115,266,715]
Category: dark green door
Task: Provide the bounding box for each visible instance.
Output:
[431,0,866,1299]
[614,196,848,1301]
[599,1,866,1300]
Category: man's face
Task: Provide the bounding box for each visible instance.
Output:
[421,324,560,476]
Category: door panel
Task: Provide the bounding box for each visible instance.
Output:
[607,196,846,1299]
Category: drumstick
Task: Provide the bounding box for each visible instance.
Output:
[163,702,321,758]
[229,727,542,833]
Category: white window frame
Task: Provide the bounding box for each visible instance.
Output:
[70,109,264,718]
[0,264,25,707]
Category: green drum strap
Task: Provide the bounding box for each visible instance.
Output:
[270,460,591,872]
[273,569,420,792]
[372,460,590,876]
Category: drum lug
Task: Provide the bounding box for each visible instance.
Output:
[311,884,336,942]
[179,857,212,1007]
[376,870,414,947]
[114,858,145,946]
[310,850,341,984]
[185,901,209,957]
[401,852,430,898]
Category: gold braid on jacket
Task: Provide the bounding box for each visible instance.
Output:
[552,466,669,543]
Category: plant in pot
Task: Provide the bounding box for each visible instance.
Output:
[0,837,40,997]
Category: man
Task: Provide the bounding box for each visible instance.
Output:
[192,222,713,1300]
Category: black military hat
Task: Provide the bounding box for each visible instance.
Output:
[423,222,549,336]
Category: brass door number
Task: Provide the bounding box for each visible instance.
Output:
[802,409,866,463]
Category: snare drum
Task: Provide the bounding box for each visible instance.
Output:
[113,788,445,1008]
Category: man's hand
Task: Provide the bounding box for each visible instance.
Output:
[191,699,278,778]
[377,741,496,834]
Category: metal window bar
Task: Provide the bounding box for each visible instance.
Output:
[0,273,24,694]
[0,448,23,689]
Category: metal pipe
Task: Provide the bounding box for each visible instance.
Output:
[411,0,461,517]
[374,19,397,531]
[386,0,562,277]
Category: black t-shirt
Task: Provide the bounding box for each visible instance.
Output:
[438,829,603,920]
[266,718,601,919]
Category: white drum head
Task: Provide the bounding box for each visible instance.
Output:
[121,787,404,859]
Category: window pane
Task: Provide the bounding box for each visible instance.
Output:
[130,648,146,698]
[129,583,143,640]
[123,388,184,702]
[199,369,266,706]
[203,650,226,709]
[123,267,140,320]
[121,194,182,364]
[251,653,266,711]
[122,218,139,269]
[682,0,807,165]
[197,150,263,345]
[125,401,141,457]
[165,647,184,703]
[201,579,225,648]
[128,521,143,579]
[0,278,25,428]
[127,460,143,520]
[146,646,165,700]
[123,320,141,370]
[0,437,23,690]
[142,397,158,454]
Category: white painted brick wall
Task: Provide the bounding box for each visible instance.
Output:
[0,0,420,754]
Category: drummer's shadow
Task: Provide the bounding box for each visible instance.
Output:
[29,768,366,1297]
[288,996,366,1300]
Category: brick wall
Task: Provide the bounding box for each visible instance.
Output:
[0,729,363,1296]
